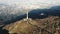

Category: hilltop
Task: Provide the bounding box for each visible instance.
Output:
[2,16,60,34]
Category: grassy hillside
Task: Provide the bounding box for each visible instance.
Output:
[2,16,60,34]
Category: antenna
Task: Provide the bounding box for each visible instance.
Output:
[26,11,28,19]
[23,10,29,21]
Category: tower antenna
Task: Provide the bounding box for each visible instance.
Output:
[26,10,28,19]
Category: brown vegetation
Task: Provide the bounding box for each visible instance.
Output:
[3,16,60,34]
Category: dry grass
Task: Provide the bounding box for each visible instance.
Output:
[3,16,60,34]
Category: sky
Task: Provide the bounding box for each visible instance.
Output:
[0,0,60,9]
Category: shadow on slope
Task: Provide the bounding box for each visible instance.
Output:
[0,26,9,34]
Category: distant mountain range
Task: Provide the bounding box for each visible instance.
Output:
[29,6,60,19]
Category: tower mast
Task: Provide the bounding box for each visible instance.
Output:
[26,10,28,19]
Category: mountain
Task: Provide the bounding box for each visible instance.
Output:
[28,6,60,19]
[0,4,60,34]
[2,16,60,34]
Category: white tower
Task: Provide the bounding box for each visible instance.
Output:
[27,11,28,19]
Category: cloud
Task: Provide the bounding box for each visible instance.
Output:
[19,0,60,9]
[0,0,60,9]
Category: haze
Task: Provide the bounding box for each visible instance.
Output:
[0,0,60,9]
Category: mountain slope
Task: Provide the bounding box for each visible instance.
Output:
[2,16,60,34]
[3,18,37,34]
